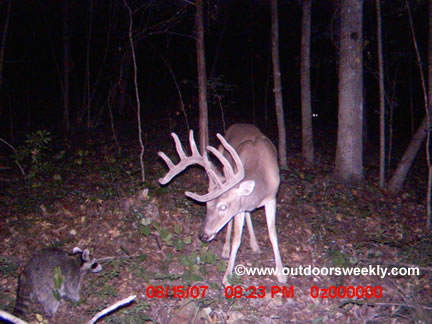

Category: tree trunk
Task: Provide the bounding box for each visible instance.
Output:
[376,0,385,188]
[335,0,364,182]
[86,0,93,130]
[270,0,287,169]
[195,0,209,155]
[0,0,12,92]
[122,0,144,182]
[63,0,71,133]
[427,0,432,230]
[300,0,314,166]
[389,117,427,193]
[209,4,228,80]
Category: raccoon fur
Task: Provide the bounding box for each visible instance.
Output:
[13,247,102,318]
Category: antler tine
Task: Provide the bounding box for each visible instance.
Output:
[206,146,235,178]
[189,129,202,157]
[172,132,187,159]
[216,133,244,177]
[185,133,245,202]
[158,130,205,185]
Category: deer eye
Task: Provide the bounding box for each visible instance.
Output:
[219,204,227,211]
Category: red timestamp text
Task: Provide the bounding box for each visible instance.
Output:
[310,285,382,299]
[145,285,208,299]
[225,285,294,299]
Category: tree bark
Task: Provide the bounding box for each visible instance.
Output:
[195,0,209,155]
[335,0,364,182]
[63,0,71,133]
[0,0,12,92]
[301,0,314,166]
[85,0,93,130]
[271,0,287,169]
[389,117,427,193]
[427,0,432,230]
[376,0,385,188]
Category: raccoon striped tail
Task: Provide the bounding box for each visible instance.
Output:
[13,295,28,317]
[13,277,30,318]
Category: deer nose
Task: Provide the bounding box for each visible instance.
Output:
[199,231,216,242]
[199,233,211,242]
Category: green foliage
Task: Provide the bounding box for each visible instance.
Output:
[139,224,152,237]
[174,223,182,235]
[6,133,137,212]
[98,284,118,298]
[134,267,154,281]
[159,227,173,246]
[216,260,227,273]
[136,219,220,284]
[150,222,176,247]
[198,250,218,265]
[134,209,152,236]
[0,257,18,276]
[52,266,65,301]
[327,249,356,268]
[13,130,52,181]
[225,273,242,286]
[178,249,219,284]
[98,261,122,284]
[73,149,89,166]
[207,75,236,106]
[174,237,185,251]
[104,300,151,323]
[182,74,236,107]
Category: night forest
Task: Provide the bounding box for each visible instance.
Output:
[0,0,431,323]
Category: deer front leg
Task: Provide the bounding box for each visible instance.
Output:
[223,213,259,258]
[245,212,260,253]
[222,219,232,258]
[264,199,286,284]
[223,212,245,287]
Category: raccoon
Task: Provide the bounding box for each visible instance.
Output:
[13,247,102,318]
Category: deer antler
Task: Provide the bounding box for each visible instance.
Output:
[158,131,245,202]
[158,130,206,185]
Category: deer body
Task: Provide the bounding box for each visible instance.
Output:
[159,124,286,286]
[225,124,280,208]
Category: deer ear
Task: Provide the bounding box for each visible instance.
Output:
[238,180,255,196]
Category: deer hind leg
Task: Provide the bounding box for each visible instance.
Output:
[264,199,286,283]
[245,212,260,253]
[222,219,232,258]
[223,212,245,287]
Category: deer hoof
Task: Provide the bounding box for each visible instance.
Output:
[250,241,260,253]
[222,275,230,287]
[277,273,287,284]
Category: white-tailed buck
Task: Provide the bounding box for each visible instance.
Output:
[159,124,286,286]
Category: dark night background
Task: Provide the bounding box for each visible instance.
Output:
[1,0,428,146]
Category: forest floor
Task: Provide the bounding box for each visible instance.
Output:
[0,124,431,323]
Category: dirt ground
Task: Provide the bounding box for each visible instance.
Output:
[1,130,431,323]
